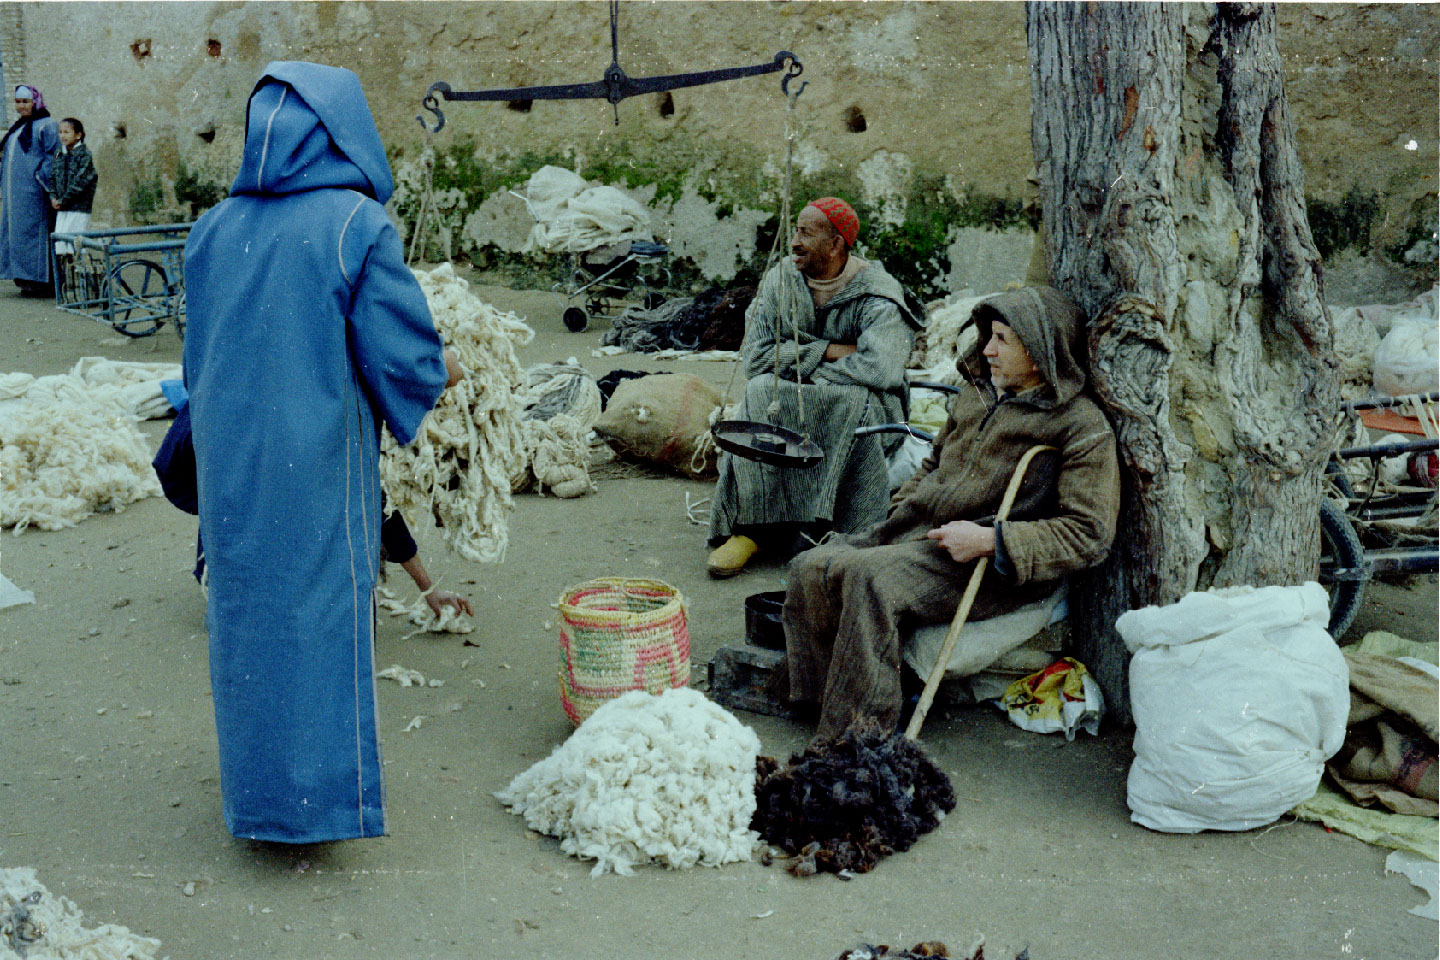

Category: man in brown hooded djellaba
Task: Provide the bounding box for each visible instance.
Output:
[779,285,1122,740]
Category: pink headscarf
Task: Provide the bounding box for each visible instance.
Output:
[13,84,45,111]
[3,83,52,154]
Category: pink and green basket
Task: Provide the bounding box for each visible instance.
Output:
[557,577,690,726]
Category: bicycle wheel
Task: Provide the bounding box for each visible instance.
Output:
[1318,497,1366,639]
[107,259,168,337]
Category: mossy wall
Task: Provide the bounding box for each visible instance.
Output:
[15,1,1437,303]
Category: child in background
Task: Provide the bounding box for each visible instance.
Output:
[49,117,97,291]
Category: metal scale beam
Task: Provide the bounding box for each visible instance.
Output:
[419,1,803,131]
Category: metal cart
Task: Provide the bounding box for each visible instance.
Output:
[551,239,671,333]
[508,189,671,333]
[51,223,191,340]
[1320,391,1439,638]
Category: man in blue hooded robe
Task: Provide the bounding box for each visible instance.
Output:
[183,62,454,842]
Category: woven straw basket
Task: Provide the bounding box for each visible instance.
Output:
[557,577,690,726]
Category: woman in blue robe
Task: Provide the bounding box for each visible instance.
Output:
[0,84,59,294]
[183,62,453,842]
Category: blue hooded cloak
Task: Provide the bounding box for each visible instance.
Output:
[183,62,447,842]
[0,105,57,283]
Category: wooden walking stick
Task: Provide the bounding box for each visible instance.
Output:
[904,443,1056,741]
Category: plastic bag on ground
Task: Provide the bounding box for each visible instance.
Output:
[0,571,35,609]
[1117,582,1350,833]
[997,656,1104,740]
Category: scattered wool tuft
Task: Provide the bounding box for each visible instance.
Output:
[376,664,426,686]
[0,387,161,534]
[495,688,762,877]
[376,585,474,636]
[0,866,162,960]
[753,723,957,876]
[380,264,533,564]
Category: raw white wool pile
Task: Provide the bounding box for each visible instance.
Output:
[0,866,161,959]
[380,264,533,564]
[1,359,181,420]
[67,358,182,420]
[519,166,652,254]
[376,585,474,636]
[495,688,762,877]
[918,291,986,371]
[0,388,160,534]
[514,361,603,499]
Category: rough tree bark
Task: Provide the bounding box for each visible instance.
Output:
[1028,2,1341,722]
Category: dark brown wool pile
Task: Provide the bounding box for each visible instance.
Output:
[833,942,1030,960]
[599,284,756,353]
[752,724,956,876]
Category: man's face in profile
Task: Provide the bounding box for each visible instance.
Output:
[983,320,1043,392]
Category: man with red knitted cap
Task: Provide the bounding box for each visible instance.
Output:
[708,197,920,576]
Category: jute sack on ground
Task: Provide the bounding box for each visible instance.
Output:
[592,373,721,478]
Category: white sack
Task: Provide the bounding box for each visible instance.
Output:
[495,688,760,877]
[920,291,985,369]
[520,165,651,254]
[1117,582,1350,834]
[1348,285,1438,338]
[1374,318,1440,397]
[886,433,932,492]
[1328,304,1383,401]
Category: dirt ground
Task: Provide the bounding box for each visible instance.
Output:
[2,274,1437,960]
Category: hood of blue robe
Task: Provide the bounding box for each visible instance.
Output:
[231,61,394,203]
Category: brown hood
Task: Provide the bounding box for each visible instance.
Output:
[958,286,1088,409]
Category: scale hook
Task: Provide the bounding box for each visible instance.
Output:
[417,81,450,134]
[780,54,806,99]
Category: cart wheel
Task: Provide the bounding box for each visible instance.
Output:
[1324,459,1355,500]
[643,291,666,311]
[108,259,167,338]
[173,290,186,342]
[562,306,589,333]
[1318,497,1366,639]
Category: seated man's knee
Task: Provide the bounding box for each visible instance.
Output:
[826,548,885,594]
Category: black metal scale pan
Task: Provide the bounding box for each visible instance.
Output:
[711,420,823,469]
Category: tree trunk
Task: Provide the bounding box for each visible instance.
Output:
[1028,2,1341,723]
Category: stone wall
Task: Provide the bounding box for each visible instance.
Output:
[5,0,1435,303]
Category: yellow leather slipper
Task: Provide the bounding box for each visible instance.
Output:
[707,535,759,578]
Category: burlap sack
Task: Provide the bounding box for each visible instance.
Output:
[592,373,721,478]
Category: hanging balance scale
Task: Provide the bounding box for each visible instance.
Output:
[418,2,822,472]
[418,1,804,132]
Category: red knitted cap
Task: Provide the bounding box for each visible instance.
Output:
[807,197,859,248]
